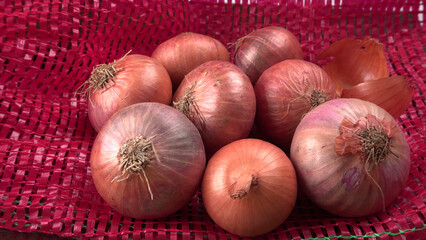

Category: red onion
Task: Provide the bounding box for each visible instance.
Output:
[90,102,205,219]
[173,60,256,156]
[152,32,230,90]
[290,98,410,217]
[202,138,297,237]
[82,54,172,132]
[255,59,338,149]
[234,26,303,84]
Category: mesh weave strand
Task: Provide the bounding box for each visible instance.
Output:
[0,0,425,239]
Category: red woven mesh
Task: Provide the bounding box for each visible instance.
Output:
[0,0,425,239]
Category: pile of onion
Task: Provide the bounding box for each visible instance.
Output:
[173,60,256,156]
[202,138,297,237]
[152,32,230,90]
[290,98,410,217]
[234,26,303,84]
[80,53,172,132]
[255,59,338,148]
[90,102,206,219]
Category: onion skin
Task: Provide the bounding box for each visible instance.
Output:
[255,59,338,149]
[318,37,389,96]
[341,76,413,118]
[152,32,230,90]
[290,98,410,217]
[87,54,172,132]
[202,139,297,237]
[173,60,256,156]
[90,103,205,219]
[234,26,303,84]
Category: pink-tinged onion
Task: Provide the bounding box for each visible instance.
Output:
[318,37,389,95]
[341,76,413,118]
[152,32,230,90]
[173,60,256,156]
[255,59,338,149]
[234,26,303,84]
[81,54,172,132]
[290,98,410,217]
[202,138,297,237]
[90,102,205,219]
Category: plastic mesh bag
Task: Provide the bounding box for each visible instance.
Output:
[0,0,425,239]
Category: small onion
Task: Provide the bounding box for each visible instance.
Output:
[290,98,410,217]
[255,59,338,149]
[81,54,172,132]
[202,138,297,237]
[90,102,205,219]
[234,26,303,84]
[173,60,256,156]
[152,32,230,90]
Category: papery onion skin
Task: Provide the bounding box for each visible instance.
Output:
[202,138,297,237]
[90,102,205,219]
[341,76,413,118]
[290,98,410,217]
[87,54,172,132]
[255,59,338,149]
[152,32,230,90]
[318,37,389,96]
[234,26,303,84]
[173,60,256,156]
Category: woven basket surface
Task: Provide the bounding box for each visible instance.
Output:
[0,0,425,239]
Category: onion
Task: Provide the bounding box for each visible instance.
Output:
[80,53,172,132]
[202,138,297,237]
[341,76,413,118]
[255,59,338,149]
[233,26,303,84]
[317,37,389,95]
[90,102,205,219]
[290,98,410,217]
[152,32,230,90]
[173,60,256,156]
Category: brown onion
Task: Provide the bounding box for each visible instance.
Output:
[173,60,256,156]
[255,59,338,149]
[152,32,230,90]
[290,98,410,217]
[202,138,297,237]
[234,26,303,84]
[81,54,172,132]
[90,102,205,219]
[341,76,413,118]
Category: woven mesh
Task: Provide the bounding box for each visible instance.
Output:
[0,0,425,239]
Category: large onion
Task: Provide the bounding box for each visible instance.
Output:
[90,102,205,219]
[290,98,410,217]
[255,59,338,149]
[82,54,172,132]
[173,60,256,156]
[152,32,230,90]
[202,138,297,237]
[234,26,303,84]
